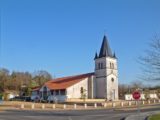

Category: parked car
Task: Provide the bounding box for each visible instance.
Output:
[24,96,31,101]
[10,96,30,101]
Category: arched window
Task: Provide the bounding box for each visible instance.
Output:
[112,63,114,69]
[111,78,114,82]
[101,63,103,69]
[110,62,112,68]
[98,62,103,69]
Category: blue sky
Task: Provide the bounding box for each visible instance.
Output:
[0,0,160,84]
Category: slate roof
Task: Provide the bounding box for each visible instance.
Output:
[99,35,113,58]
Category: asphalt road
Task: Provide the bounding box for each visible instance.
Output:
[0,107,159,120]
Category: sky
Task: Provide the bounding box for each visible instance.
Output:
[0,0,160,85]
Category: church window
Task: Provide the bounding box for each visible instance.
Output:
[110,63,114,69]
[98,62,103,69]
[101,63,103,69]
[111,78,114,82]
[110,62,112,68]
[112,63,114,69]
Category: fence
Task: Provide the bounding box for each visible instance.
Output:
[1,99,160,110]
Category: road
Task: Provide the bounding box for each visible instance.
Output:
[0,107,159,120]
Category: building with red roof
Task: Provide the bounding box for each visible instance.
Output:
[31,36,119,102]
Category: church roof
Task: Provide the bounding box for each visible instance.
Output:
[98,35,113,58]
[45,72,94,90]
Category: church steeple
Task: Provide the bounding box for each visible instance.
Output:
[94,35,118,100]
[99,35,113,58]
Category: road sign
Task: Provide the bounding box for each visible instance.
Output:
[132,91,141,120]
[132,91,141,100]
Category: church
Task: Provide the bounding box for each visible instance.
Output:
[31,35,119,102]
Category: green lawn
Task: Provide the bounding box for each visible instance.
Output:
[149,114,160,120]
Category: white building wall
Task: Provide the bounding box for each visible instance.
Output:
[95,57,119,100]
[93,76,97,98]
[141,94,146,100]
[95,57,107,98]
[66,78,88,99]
[125,94,133,100]
[106,74,118,100]
[149,94,158,99]
[125,94,146,100]
[106,57,118,100]
[88,75,95,99]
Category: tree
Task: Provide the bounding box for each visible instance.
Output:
[119,81,144,99]
[130,81,144,90]
[138,35,160,81]
[80,87,87,102]
[0,68,53,96]
[32,70,52,86]
[0,68,10,92]
[10,71,32,95]
[118,84,129,99]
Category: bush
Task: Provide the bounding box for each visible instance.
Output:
[0,93,3,100]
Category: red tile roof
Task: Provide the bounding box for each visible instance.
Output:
[45,72,94,90]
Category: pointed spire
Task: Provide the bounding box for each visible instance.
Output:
[94,52,98,60]
[113,52,117,58]
[99,35,113,58]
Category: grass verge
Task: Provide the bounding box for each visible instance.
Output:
[149,114,160,120]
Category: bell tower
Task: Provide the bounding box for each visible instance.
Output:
[94,35,118,100]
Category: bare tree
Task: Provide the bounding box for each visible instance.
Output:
[130,81,144,90]
[32,70,52,86]
[118,84,129,99]
[118,82,143,98]
[0,68,10,92]
[0,68,53,96]
[10,71,32,95]
[138,35,160,81]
